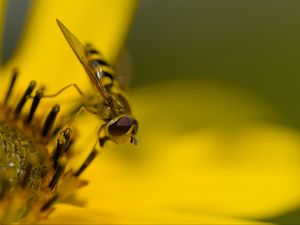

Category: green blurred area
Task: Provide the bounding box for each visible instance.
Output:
[127,3,300,223]
[127,0,300,129]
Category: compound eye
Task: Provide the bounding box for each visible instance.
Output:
[108,117,133,136]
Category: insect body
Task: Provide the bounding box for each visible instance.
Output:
[56,19,138,147]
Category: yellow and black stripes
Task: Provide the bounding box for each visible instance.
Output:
[85,44,116,91]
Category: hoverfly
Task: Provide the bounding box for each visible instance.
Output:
[56,19,138,147]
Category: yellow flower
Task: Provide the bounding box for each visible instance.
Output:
[0,0,300,224]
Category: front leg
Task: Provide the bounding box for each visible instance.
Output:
[97,123,110,147]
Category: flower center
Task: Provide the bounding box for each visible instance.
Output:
[0,69,98,224]
[0,120,49,190]
[0,117,52,222]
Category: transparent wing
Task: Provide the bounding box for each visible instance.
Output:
[115,48,133,92]
[56,19,109,100]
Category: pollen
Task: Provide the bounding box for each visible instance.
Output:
[0,69,98,224]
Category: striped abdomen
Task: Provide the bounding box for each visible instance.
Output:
[85,44,116,91]
[85,44,132,117]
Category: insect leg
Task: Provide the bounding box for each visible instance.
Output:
[35,83,99,135]
[74,147,98,177]
[42,83,86,99]
[97,124,110,147]
[66,105,87,124]
[54,105,86,133]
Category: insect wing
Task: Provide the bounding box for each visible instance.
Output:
[56,19,108,100]
[115,48,133,92]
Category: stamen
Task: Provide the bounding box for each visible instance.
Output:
[42,104,60,137]
[52,126,62,136]
[15,81,37,115]
[48,164,65,190]
[52,144,63,170]
[1,69,99,223]
[52,128,72,169]
[4,68,18,106]
[27,88,44,123]
[64,139,74,153]
[40,194,59,212]
[74,148,98,177]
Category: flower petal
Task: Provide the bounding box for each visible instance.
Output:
[75,81,300,220]
[38,203,273,224]
[0,0,137,121]
[1,0,137,93]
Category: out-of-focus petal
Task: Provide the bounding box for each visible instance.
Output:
[1,0,137,93]
[75,81,300,220]
[0,0,137,124]
[38,204,273,224]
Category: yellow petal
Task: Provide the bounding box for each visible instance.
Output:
[1,0,137,96]
[38,203,273,224]
[0,0,137,121]
[75,81,300,220]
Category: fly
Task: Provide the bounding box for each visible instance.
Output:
[55,19,138,147]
